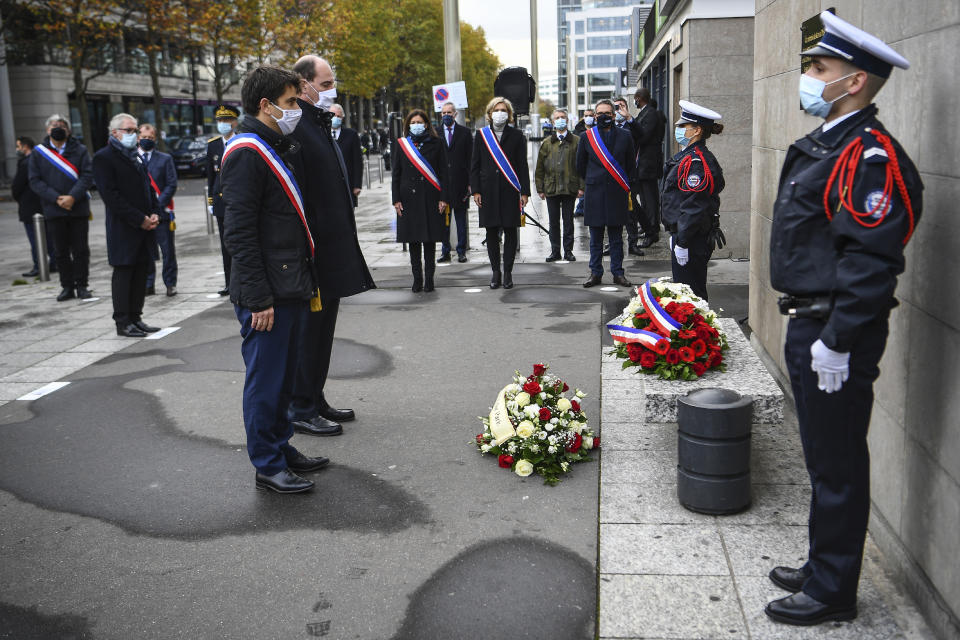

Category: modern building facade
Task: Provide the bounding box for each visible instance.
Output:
[630,0,754,259]
[556,0,583,111]
[750,3,960,638]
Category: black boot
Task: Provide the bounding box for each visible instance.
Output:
[503,269,514,289]
[424,245,436,292]
[410,244,423,292]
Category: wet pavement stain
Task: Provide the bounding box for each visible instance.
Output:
[542,320,595,334]
[0,602,95,640]
[391,536,594,640]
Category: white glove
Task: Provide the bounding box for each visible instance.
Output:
[674,242,689,266]
[207,205,214,216]
[810,339,850,393]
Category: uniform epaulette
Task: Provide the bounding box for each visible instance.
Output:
[207,135,222,143]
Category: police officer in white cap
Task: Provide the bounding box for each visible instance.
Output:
[766,11,923,626]
[659,100,725,300]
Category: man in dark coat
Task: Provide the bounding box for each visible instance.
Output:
[206,105,240,296]
[577,100,634,288]
[12,136,56,277]
[92,113,162,338]
[139,123,179,297]
[288,54,376,437]
[630,90,667,248]
[221,65,329,494]
[437,101,473,262]
[28,114,94,301]
[329,103,363,207]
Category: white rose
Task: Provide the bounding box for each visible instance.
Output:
[529,444,540,453]
[583,436,594,450]
[544,422,554,432]
[569,420,582,434]
[547,446,557,454]
[480,444,491,453]
[556,398,572,412]
[548,434,557,445]
[539,392,547,401]
[505,400,518,412]
[514,459,534,477]
[516,420,535,438]
[515,392,530,407]
[550,417,558,424]
[538,431,547,440]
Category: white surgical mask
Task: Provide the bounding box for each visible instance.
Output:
[217,122,233,135]
[491,111,509,127]
[584,116,595,126]
[270,102,302,135]
[798,72,856,119]
[306,82,338,110]
[554,118,567,131]
[409,123,426,137]
[120,132,138,149]
[674,126,691,148]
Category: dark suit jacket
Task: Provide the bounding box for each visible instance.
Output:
[576,125,635,227]
[470,126,530,228]
[438,122,473,208]
[205,136,226,217]
[92,139,159,266]
[12,155,42,223]
[334,127,363,191]
[630,104,667,180]
[141,149,177,220]
[27,136,94,219]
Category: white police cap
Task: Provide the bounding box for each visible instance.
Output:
[802,11,909,79]
[675,100,722,127]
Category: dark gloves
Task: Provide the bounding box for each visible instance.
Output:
[707,213,726,250]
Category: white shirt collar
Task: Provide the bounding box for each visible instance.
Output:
[822,108,861,132]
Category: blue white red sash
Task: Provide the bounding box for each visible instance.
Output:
[397,137,441,191]
[606,321,665,350]
[639,279,682,334]
[585,128,630,192]
[222,133,313,256]
[35,144,79,183]
[479,127,521,193]
[146,172,175,216]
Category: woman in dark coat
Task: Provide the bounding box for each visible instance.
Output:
[392,109,449,292]
[470,97,530,289]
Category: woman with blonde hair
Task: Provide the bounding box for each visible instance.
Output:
[469,97,530,289]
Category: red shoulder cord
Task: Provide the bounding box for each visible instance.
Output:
[677,146,714,193]
[823,128,916,244]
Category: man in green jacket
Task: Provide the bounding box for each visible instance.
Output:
[535,109,584,262]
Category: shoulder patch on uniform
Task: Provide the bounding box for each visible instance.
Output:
[863,147,888,163]
[207,135,222,143]
[686,174,702,189]
[864,190,891,219]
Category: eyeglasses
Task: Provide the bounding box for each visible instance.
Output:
[115,127,138,134]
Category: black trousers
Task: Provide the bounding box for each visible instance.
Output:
[111,250,151,325]
[216,216,231,288]
[47,216,90,289]
[288,297,341,420]
[670,233,712,301]
[440,205,468,257]
[485,226,517,274]
[409,242,436,281]
[546,195,575,256]
[785,316,888,606]
[633,179,661,238]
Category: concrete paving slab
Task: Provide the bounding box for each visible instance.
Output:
[601,482,714,526]
[601,450,678,484]
[718,523,809,576]
[601,421,677,451]
[600,523,728,575]
[0,365,81,384]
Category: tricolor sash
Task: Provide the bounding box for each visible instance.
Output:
[145,170,175,216]
[397,137,441,191]
[585,128,630,193]
[639,279,682,335]
[222,133,314,257]
[35,144,79,183]
[479,127,521,193]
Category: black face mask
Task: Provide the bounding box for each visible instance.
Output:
[50,127,67,142]
[597,113,614,128]
[139,139,156,152]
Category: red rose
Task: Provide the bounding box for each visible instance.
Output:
[533,363,546,376]
[666,349,681,365]
[664,301,678,313]
[679,346,695,362]
[522,380,541,395]
[498,454,514,468]
[654,339,671,355]
[562,382,569,392]
[593,437,601,449]
[696,327,712,341]
[571,400,580,412]
[692,362,707,377]
[678,329,697,340]
[539,407,552,421]
[476,434,484,443]
[565,432,583,453]
[691,339,707,356]
[626,343,644,362]
[639,351,657,369]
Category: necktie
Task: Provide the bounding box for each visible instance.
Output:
[145,152,151,164]
[447,127,453,146]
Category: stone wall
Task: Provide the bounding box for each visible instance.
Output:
[749,1,960,637]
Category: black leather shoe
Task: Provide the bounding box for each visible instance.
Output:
[564,253,576,262]
[637,235,660,249]
[77,287,93,299]
[545,254,561,262]
[117,323,147,337]
[457,254,467,263]
[490,272,502,289]
[56,288,75,302]
[613,275,632,287]
[285,448,330,473]
[145,285,156,296]
[292,415,343,437]
[769,566,809,592]
[319,404,355,423]
[436,254,451,263]
[424,276,435,292]
[166,285,177,297]
[503,271,514,289]
[218,288,229,296]
[22,268,39,277]
[628,245,645,256]
[583,274,602,288]
[412,279,423,293]
[255,468,314,493]
[134,320,161,333]
[765,592,857,626]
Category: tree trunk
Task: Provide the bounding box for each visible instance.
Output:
[356,97,365,133]
[145,12,165,150]
[72,59,93,155]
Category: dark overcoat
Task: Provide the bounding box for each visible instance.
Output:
[92,139,160,266]
[12,155,42,223]
[334,127,364,191]
[27,136,94,220]
[629,105,667,180]
[576,125,635,227]
[439,122,473,208]
[470,126,530,228]
[392,135,449,243]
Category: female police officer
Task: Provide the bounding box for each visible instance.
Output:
[660,100,725,300]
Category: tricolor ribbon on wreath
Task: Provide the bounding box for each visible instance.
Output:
[605,279,683,350]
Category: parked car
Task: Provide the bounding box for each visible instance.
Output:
[170,136,208,176]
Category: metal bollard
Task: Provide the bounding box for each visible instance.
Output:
[676,388,753,515]
[33,213,51,281]
[377,153,383,184]
[204,185,215,235]
[364,152,371,190]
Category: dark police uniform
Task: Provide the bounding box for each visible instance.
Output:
[206,105,241,293]
[660,138,724,301]
[766,10,922,622]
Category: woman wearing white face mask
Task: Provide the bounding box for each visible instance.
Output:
[392,109,450,292]
[469,97,531,289]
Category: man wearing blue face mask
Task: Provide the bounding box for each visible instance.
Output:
[438,101,472,263]
[765,11,923,627]
[139,123,178,297]
[206,105,240,296]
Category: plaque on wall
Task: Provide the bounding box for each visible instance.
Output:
[800,7,836,73]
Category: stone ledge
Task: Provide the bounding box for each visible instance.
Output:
[604,317,784,424]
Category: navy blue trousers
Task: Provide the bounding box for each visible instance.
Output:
[146,223,177,288]
[785,316,888,606]
[588,225,624,277]
[440,205,468,257]
[236,302,308,474]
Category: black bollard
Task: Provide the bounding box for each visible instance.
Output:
[676,388,753,515]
